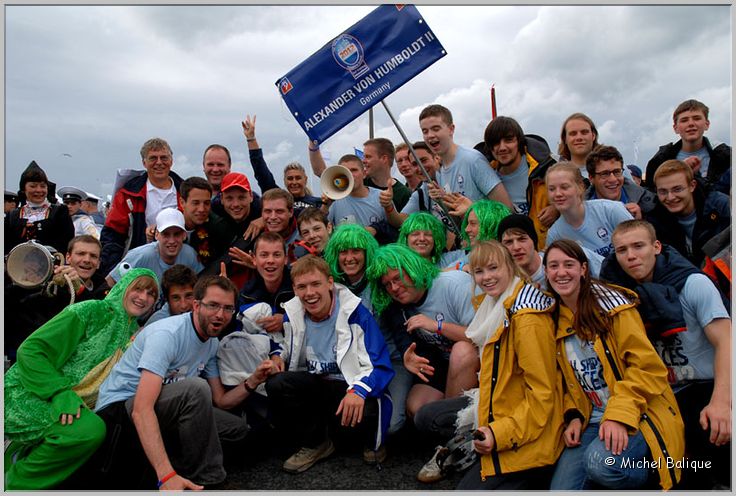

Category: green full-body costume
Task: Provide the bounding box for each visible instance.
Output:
[4,268,158,490]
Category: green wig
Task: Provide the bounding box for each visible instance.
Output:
[323,223,379,283]
[367,243,440,316]
[460,199,511,249]
[398,212,446,265]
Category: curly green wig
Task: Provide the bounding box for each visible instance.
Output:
[367,243,440,315]
[323,223,379,283]
[398,212,446,265]
[460,199,511,249]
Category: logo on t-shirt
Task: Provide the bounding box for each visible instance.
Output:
[597,227,609,239]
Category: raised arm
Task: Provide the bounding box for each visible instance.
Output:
[308,141,327,177]
[242,114,278,192]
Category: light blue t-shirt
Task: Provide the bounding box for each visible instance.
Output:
[145,302,172,327]
[436,146,502,202]
[564,334,610,423]
[412,270,475,358]
[96,312,220,411]
[499,156,530,215]
[677,147,710,177]
[328,188,387,227]
[304,294,343,381]
[546,199,633,258]
[677,211,698,258]
[108,241,204,284]
[438,250,466,268]
[401,182,459,234]
[652,273,730,387]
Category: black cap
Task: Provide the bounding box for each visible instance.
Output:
[496,214,539,250]
[19,160,48,192]
[5,190,19,202]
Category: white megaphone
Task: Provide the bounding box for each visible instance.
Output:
[320,165,354,200]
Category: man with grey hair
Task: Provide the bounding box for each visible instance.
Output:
[99,137,185,277]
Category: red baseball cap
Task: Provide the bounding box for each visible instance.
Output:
[221,172,252,193]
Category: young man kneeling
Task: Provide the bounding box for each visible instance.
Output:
[266,255,394,473]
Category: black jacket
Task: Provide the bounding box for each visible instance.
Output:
[644,137,731,194]
[239,267,294,314]
[600,245,702,340]
[5,203,75,256]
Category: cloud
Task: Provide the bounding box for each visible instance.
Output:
[4,5,731,198]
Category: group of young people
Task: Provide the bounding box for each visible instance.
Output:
[3,97,730,491]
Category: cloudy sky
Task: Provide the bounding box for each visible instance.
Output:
[4,4,732,201]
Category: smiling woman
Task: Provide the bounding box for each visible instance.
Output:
[543,240,684,490]
[452,240,563,489]
[4,268,159,490]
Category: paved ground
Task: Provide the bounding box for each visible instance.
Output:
[218,425,466,491]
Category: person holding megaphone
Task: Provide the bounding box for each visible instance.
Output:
[320,155,388,234]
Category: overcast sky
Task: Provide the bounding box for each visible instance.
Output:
[4,5,732,201]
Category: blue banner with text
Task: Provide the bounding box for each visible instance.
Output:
[276,4,446,144]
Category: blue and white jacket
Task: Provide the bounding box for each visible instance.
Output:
[272,283,395,449]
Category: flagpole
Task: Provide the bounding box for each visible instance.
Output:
[369,108,374,139]
[379,99,462,237]
[491,84,497,120]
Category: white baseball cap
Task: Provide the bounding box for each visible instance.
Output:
[156,208,186,233]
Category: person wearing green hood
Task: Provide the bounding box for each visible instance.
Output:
[4,267,159,490]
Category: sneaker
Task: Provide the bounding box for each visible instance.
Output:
[283,438,335,473]
[416,445,449,483]
[363,445,387,465]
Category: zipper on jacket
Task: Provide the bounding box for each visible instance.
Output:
[642,413,677,486]
[601,337,677,487]
[487,340,502,475]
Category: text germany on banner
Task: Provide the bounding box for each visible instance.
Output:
[275,5,447,144]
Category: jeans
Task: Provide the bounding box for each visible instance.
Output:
[125,377,247,486]
[550,422,653,490]
[414,396,470,440]
[386,360,414,435]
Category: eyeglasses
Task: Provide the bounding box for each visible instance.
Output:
[199,301,237,314]
[145,154,172,164]
[656,185,688,197]
[594,168,623,178]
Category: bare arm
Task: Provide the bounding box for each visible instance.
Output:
[405,314,470,343]
[702,318,732,445]
[487,182,513,210]
[131,370,202,490]
[378,186,407,228]
[207,360,275,410]
[308,142,327,177]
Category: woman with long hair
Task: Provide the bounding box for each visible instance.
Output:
[4,268,159,490]
[544,239,684,490]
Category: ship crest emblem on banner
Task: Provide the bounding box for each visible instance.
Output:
[332,34,369,79]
